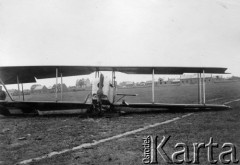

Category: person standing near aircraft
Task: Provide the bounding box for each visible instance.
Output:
[94,73,104,113]
[0,86,6,100]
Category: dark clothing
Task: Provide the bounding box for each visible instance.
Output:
[0,91,6,100]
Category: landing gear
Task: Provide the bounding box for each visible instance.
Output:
[92,101,103,116]
[87,98,103,116]
[87,96,117,117]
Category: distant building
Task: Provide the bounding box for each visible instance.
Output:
[171,79,181,84]
[32,85,49,94]
[136,82,145,86]
[227,76,240,81]
[119,81,135,88]
[157,78,180,85]
[180,74,213,85]
[145,80,158,86]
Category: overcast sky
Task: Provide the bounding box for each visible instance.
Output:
[1,0,240,88]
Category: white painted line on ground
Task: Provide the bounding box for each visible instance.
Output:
[207,97,223,102]
[17,113,193,165]
[224,98,240,105]
[182,113,194,118]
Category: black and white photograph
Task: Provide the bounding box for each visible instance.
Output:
[0,0,240,164]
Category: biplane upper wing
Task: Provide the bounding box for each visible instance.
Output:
[0,66,228,84]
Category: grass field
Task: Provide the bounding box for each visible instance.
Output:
[0,82,240,165]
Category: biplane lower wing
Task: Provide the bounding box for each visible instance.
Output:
[0,101,230,116]
[114,103,231,113]
[0,101,91,116]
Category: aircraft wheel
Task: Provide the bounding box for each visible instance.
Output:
[87,104,102,117]
[93,103,102,116]
[0,105,11,116]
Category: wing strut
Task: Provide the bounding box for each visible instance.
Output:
[55,68,58,101]
[95,71,100,78]
[197,71,206,105]
[112,71,114,86]
[17,76,20,100]
[21,83,25,101]
[152,68,155,104]
[112,71,117,103]
[202,70,206,104]
[198,73,202,104]
[61,73,63,101]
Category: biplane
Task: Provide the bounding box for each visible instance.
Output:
[0,66,230,116]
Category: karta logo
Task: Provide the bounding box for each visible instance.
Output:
[142,136,239,164]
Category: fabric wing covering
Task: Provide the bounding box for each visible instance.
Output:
[0,66,228,85]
